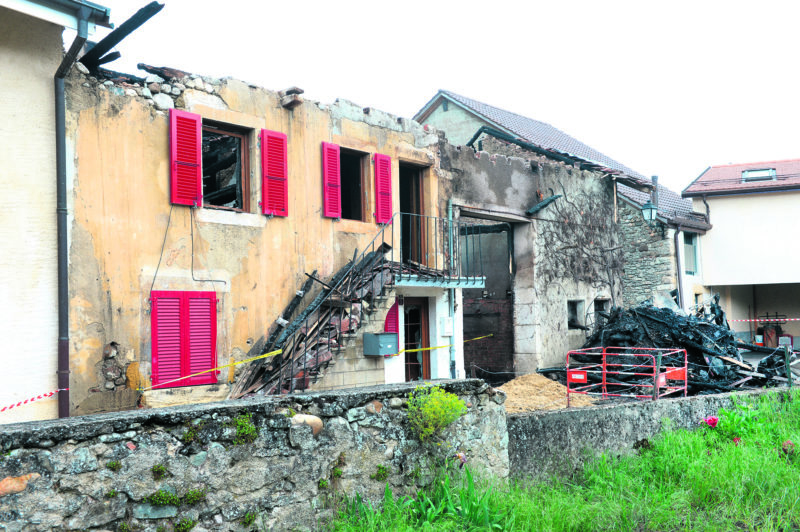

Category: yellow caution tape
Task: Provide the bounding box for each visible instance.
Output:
[384,333,494,358]
[139,348,283,393]
[140,333,494,391]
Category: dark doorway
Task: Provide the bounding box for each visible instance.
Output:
[403,297,430,381]
[400,163,425,264]
[460,222,515,385]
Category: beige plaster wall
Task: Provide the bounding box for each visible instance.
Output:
[65,73,442,413]
[0,8,63,423]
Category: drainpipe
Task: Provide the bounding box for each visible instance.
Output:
[447,199,456,378]
[673,226,684,309]
[55,8,91,418]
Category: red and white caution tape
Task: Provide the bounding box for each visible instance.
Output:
[0,388,68,413]
[731,318,800,323]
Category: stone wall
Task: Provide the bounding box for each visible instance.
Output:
[508,388,782,480]
[0,380,507,531]
[619,200,677,307]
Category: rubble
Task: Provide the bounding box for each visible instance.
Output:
[566,299,799,395]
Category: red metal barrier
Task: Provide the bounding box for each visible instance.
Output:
[566,347,688,407]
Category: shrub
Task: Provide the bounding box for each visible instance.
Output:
[318,478,330,489]
[241,512,257,526]
[407,385,467,442]
[332,467,343,479]
[105,488,118,498]
[106,460,122,472]
[231,413,259,445]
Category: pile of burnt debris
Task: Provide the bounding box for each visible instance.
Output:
[556,297,799,395]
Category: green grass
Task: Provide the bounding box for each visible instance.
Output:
[330,391,800,531]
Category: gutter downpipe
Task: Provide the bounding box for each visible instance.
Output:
[56,8,91,418]
[673,225,684,310]
[447,199,456,378]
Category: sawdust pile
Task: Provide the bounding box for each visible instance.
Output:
[498,373,596,413]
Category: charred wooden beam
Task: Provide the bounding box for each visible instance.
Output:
[80,2,164,72]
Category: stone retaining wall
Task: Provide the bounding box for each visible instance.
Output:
[0,380,507,531]
[508,388,784,479]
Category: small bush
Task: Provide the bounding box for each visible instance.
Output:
[332,467,343,479]
[151,463,168,480]
[145,489,181,506]
[118,523,131,532]
[183,488,206,505]
[407,385,467,442]
[318,478,329,489]
[370,464,390,481]
[106,460,122,472]
[174,518,197,532]
[105,488,118,498]
[231,412,259,445]
[241,512,257,526]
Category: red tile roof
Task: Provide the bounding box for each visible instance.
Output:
[683,159,800,197]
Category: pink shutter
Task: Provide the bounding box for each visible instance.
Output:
[322,142,341,218]
[261,129,288,216]
[169,109,202,206]
[374,153,392,224]
[384,302,399,333]
[151,291,183,388]
[184,292,217,385]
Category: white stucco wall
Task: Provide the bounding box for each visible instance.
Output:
[0,7,63,422]
[693,191,800,285]
[384,288,465,384]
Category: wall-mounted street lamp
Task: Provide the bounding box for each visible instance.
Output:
[641,175,659,228]
[641,199,658,225]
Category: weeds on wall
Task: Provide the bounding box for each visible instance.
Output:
[407,385,467,442]
[106,460,122,472]
[230,412,259,445]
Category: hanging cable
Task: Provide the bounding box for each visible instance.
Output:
[149,204,174,295]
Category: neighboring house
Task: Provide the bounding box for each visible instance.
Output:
[52,60,488,418]
[0,0,112,423]
[415,90,709,375]
[683,159,800,347]
[416,91,655,375]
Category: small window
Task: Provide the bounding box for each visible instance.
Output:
[684,233,698,275]
[567,300,585,330]
[202,123,250,210]
[594,298,610,327]
[442,101,449,111]
[340,148,367,221]
[742,168,776,182]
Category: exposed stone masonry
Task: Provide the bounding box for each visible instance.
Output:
[0,380,507,531]
[619,200,676,307]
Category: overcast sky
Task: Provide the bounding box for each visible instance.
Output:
[87,0,800,193]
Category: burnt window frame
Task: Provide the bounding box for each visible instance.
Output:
[201,121,251,212]
[567,299,585,330]
[338,147,368,222]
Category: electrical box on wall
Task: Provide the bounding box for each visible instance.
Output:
[363,333,398,357]
[439,316,454,337]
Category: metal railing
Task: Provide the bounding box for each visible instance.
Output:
[260,212,486,395]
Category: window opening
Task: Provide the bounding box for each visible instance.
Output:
[741,168,776,182]
[567,300,585,330]
[594,298,610,328]
[684,233,698,275]
[202,123,249,210]
[339,148,366,221]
